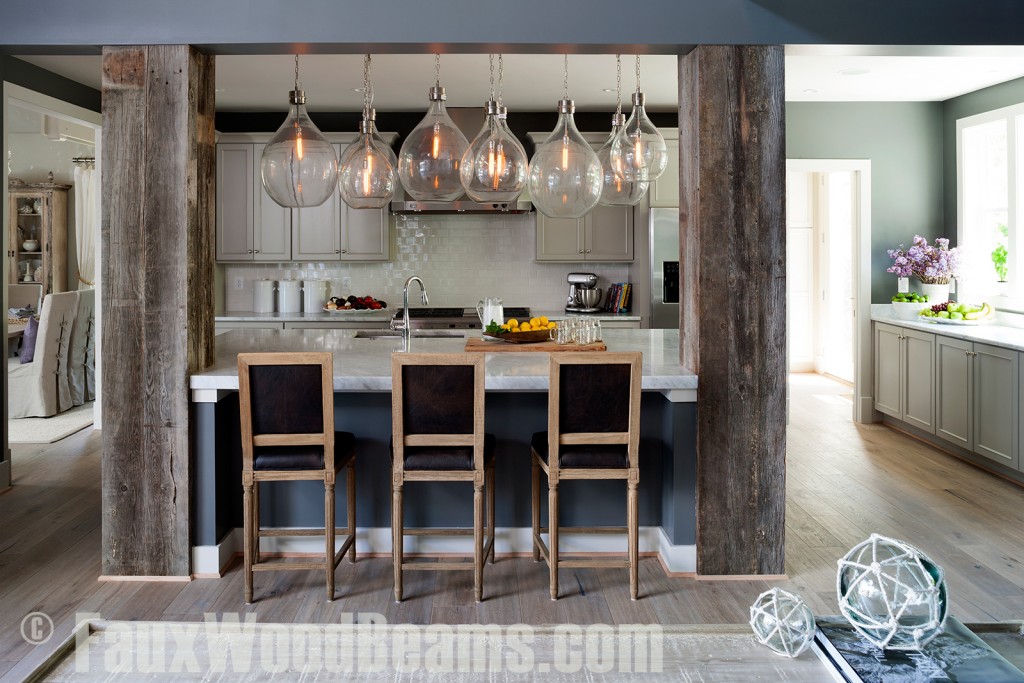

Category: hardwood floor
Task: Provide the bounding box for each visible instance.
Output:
[2,373,1023,680]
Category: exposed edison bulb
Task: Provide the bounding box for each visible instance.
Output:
[363,107,398,170]
[528,98,601,219]
[398,86,468,201]
[597,113,648,206]
[611,91,668,181]
[460,101,528,203]
[261,88,338,208]
[338,113,396,209]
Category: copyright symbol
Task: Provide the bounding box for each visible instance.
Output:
[21,612,54,645]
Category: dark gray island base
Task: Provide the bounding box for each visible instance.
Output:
[190,329,698,575]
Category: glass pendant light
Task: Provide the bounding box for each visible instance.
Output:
[611,55,668,182]
[339,55,396,209]
[261,55,338,208]
[461,54,528,203]
[528,56,602,219]
[397,54,469,201]
[597,55,648,206]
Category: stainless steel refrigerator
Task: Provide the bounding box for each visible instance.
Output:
[649,208,680,329]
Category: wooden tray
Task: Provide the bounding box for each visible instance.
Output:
[465,338,607,353]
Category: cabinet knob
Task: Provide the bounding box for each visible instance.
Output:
[335,249,340,254]
[586,249,591,253]
[578,249,584,254]
[254,249,260,253]
[341,249,347,254]
[247,249,253,254]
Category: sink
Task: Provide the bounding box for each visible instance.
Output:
[353,329,466,339]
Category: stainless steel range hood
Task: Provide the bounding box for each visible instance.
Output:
[389,106,533,215]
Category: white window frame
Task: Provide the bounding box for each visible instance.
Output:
[956,101,1023,309]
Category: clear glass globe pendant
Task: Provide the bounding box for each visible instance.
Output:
[597,113,648,206]
[338,110,396,209]
[612,89,668,182]
[260,56,338,208]
[461,101,528,203]
[364,108,398,170]
[528,98,602,219]
[398,83,469,202]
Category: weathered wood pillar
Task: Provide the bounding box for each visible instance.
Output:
[101,45,215,576]
[679,45,786,575]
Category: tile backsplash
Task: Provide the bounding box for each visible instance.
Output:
[222,214,630,311]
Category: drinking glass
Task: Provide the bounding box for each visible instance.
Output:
[591,319,602,342]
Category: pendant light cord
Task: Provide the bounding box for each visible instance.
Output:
[635,54,641,93]
[497,54,504,107]
[294,54,300,91]
[563,55,569,100]
[488,54,495,101]
[363,54,372,112]
[616,54,622,117]
[434,53,441,88]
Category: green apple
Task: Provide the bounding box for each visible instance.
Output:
[938,311,951,319]
[950,312,964,320]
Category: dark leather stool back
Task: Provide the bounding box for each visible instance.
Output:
[559,363,632,435]
[401,364,475,435]
[250,364,325,435]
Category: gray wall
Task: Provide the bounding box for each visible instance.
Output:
[786,101,945,303]
[942,77,1024,241]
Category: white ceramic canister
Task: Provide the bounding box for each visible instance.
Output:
[253,279,276,313]
[276,279,302,313]
[302,280,329,312]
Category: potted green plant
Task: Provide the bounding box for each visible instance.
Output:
[991,223,1008,294]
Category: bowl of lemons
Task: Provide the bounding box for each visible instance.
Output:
[484,316,558,343]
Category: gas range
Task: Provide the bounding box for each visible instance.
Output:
[392,307,531,329]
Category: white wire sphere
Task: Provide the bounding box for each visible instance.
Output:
[749,587,816,658]
[837,534,948,650]
[260,104,338,208]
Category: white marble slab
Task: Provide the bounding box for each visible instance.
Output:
[871,304,1024,352]
[191,328,697,393]
[533,309,642,322]
[216,309,393,323]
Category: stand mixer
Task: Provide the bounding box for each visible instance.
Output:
[565,272,603,313]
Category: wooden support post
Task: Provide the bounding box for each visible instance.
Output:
[680,45,787,576]
[101,45,215,576]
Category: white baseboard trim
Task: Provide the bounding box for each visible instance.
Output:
[192,526,698,577]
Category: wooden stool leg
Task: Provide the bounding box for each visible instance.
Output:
[486,464,496,564]
[531,455,541,562]
[628,478,639,601]
[347,460,357,562]
[243,482,254,604]
[253,481,261,564]
[326,480,336,602]
[474,480,484,603]
[392,483,404,602]
[548,481,559,601]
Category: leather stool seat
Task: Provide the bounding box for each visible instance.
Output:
[391,433,496,470]
[530,431,627,468]
[255,431,355,470]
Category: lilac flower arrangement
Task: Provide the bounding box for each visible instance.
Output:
[887,235,961,284]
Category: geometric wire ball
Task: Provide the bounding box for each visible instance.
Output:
[749,587,817,658]
[837,533,948,650]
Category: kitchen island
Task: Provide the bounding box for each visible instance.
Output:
[190,328,698,576]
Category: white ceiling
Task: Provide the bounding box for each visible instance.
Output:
[15,48,1024,113]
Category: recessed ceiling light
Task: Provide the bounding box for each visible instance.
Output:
[839,68,870,77]
[215,88,226,93]
[602,88,614,93]
[353,87,365,93]
[803,88,818,94]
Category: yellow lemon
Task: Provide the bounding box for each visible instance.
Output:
[547,322,557,329]
[539,316,549,326]
[519,323,532,331]
[500,323,510,331]
[506,318,519,328]
[529,317,541,328]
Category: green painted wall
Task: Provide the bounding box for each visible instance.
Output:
[942,77,1024,241]
[786,101,945,303]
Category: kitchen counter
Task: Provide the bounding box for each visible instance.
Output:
[190,327,698,575]
[533,310,642,323]
[216,309,393,323]
[871,304,1024,352]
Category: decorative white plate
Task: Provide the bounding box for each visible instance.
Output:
[322,306,369,313]
[919,317,992,326]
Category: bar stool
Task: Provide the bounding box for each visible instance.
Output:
[531,352,643,600]
[237,352,356,603]
[391,353,495,603]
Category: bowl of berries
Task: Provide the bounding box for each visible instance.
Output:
[891,292,930,320]
[324,295,388,312]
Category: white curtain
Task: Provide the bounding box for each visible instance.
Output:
[74,165,98,289]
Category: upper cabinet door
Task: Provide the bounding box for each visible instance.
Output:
[252,143,291,261]
[292,146,342,261]
[586,204,634,261]
[216,144,254,261]
[649,136,679,208]
[536,214,584,261]
[339,206,390,261]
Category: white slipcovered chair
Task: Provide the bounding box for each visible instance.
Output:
[68,288,96,406]
[8,291,79,418]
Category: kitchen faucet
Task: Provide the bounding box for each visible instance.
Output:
[397,275,429,352]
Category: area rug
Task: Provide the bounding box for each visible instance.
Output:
[29,620,831,682]
[8,402,94,444]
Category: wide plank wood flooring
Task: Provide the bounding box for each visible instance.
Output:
[2,373,1023,680]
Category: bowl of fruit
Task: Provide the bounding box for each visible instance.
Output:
[325,295,387,312]
[891,292,930,319]
[483,317,558,343]
[918,300,994,324]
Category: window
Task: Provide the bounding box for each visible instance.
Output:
[957,102,1023,305]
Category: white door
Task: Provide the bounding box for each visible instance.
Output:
[786,171,815,372]
[818,171,856,384]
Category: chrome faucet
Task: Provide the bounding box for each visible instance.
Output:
[399,275,429,352]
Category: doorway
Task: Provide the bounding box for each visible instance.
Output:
[786,159,872,422]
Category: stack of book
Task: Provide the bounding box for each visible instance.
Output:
[603,282,632,314]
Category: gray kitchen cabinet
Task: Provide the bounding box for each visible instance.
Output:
[535,205,633,262]
[252,144,292,261]
[872,322,934,431]
[339,205,390,261]
[649,133,679,208]
[935,335,973,449]
[216,143,291,261]
[973,342,1019,469]
[291,144,343,261]
[283,320,390,330]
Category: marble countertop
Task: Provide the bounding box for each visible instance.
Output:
[533,310,642,322]
[216,309,641,323]
[191,328,696,393]
[871,304,1024,352]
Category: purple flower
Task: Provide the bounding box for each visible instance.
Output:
[886,235,961,284]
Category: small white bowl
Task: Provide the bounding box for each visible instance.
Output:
[891,301,930,320]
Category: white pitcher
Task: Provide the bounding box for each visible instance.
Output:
[476,297,503,332]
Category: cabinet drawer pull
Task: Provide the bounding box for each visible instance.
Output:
[578,249,584,254]
[341,249,347,254]
[254,249,260,253]
[335,249,340,254]
[247,249,253,254]
[586,249,591,253]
